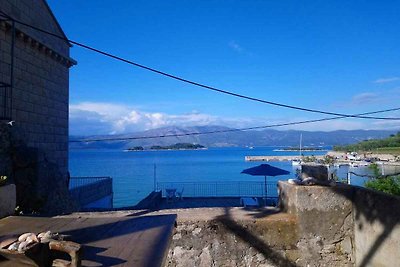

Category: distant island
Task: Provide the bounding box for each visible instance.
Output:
[127,143,206,151]
[128,146,144,151]
[70,126,399,150]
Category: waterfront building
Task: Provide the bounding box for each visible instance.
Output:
[0,0,76,214]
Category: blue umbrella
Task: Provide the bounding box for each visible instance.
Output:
[241,164,290,204]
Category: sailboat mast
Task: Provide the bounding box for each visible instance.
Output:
[299,134,302,156]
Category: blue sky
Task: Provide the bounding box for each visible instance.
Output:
[47,1,400,135]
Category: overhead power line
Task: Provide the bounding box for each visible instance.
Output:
[69,107,400,143]
[1,10,400,121]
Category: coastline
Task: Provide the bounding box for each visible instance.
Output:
[273,149,328,152]
[124,148,209,152]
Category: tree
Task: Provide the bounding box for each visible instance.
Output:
[364,163,400,196]
[365,176,400,196]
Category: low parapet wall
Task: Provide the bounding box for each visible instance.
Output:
[134,191,162,209]
[166,210,300,267]
[353,186,400,267]
[278,181,400,267]
[279,182,354,266]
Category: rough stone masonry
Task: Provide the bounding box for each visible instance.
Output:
[0,0,76,214]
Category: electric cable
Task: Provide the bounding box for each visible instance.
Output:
[69,107,400,143]
[1,10,399,121]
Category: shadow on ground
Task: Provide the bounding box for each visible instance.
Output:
[0,214,176,267]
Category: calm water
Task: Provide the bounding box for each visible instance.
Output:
[69,147,377,208]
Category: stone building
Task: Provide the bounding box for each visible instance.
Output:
[0,0,76,215]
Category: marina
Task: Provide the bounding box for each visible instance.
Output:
[245,155,324,162]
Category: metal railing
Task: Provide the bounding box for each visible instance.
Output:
[156,181,278,198]
[69,176,113,208]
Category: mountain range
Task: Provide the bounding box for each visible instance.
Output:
[69,125,399,149]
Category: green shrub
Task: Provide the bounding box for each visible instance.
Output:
[365,176,400,196]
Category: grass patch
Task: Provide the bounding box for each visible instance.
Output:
[374,147,400,154]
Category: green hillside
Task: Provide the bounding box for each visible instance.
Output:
[333,132,400,154]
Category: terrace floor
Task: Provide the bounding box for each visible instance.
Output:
[156,196,278,210]
[158,197,242,209]
[0,214,176,267]
[65,206,289,223]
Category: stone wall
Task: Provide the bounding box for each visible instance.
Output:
[279,182,354,266]
[0,0,74,181]
[0,124,77,215]
[352,187,400,267]
[167,213,300,267]
[0,0,75,215]
[166,182,400,266]
[279,181,400,267]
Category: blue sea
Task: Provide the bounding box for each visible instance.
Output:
[69,147,372,208]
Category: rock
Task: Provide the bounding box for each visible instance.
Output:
[18,233,35,242]
[173,233,182,240]
[172,246,196,267]
[321,244,335,254]
[18,241,29,252]
[26,235,38,243]
[172,246,184,258]
[199,246,212,267]
[7,242,19,251]
[38,231,51,239]
[340,236,352,255]
[256,253,266,261]
[192,227,202,235]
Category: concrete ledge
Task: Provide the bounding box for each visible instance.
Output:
[167,211,300,266]
[278,181,354,266]
[278,181,400,266]
[353,186,400,267]
[0,184,16,218]
[278,181,354,214]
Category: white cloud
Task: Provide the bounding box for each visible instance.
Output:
[283,119,366,131]
[69,101,400,136]
[331,89,400,108]
[351,92,379,105]
[373,77,400,84]
[229,41,244,53]
[69,102,222,135]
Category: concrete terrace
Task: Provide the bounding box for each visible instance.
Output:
[64,206,289,222]
[0,206,295,267]
[0,214,176,267]
[59,206,299,267]
[1,181,400,266]
[158,197,245,209]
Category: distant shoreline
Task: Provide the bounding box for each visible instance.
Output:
[273,149,328,152]
[124,148,208,152]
